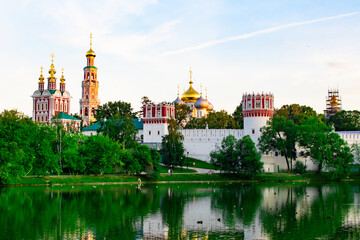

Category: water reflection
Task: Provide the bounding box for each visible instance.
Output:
[0,182,359,239]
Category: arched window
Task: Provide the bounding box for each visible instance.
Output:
[92,107,96,116]
[85,107,88,116]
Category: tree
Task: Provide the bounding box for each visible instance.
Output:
[132,144,160,179]
[298,118,354,178]
[232,103,244,129]
[275,104,319,125]
[205,110,237,129]
[95,100,135,121]
[328,110,360,131]
[161,118,185,167]
[61,133,86,175]
[79,135,123,175]
[236,135,263,177]
[137,96,154,117]
[258,116,297,172]
[210,135,263,177]
[99,114,138,149]
[174,103,192,128]
[210,135,239,173]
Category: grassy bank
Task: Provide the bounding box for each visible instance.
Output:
[6,172,360,186]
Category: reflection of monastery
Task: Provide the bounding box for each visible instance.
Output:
[32,35,360,172]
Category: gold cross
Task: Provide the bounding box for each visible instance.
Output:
[62,67,64,73]
[50,53,55,62]
[40,66,43,73]
[90,33,92,48]
[189,67,192,83]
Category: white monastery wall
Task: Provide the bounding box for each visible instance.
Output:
[180,129,244,161]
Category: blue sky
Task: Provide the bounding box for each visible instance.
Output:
[1,0,360,116]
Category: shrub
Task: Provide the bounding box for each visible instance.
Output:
[293,161,306,174]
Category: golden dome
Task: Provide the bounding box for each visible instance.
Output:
[330,95,338,105]
[86,48,96,57]
[181,85,200,103]
[181,67,200,103]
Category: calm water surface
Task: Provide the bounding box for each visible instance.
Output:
[0,182,359,239]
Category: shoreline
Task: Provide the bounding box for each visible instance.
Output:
[2,172,360,187]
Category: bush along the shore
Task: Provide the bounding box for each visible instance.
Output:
[0,110,160,184]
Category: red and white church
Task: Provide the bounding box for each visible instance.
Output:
[31,54,80,130]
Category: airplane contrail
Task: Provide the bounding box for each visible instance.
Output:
[161,12,359,56]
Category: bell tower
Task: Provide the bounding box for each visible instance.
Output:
[80,33,100,126]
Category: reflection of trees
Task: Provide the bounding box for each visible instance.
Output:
[210,183,263,227]
[160,187,186,239]
[259,183,354,239]
[0,185,160,239]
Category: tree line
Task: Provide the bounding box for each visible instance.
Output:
[0,109,160,184]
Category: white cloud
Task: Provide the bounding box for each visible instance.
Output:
[161,12,359,56]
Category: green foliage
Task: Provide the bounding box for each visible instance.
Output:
[210,135,239,173]
[79,135,123,175]
[174,103,192,128]
[275,104,320,125]
[132,145,160,179]
[293,160,306,174]
[95,100,135,121]
[236,135,263,178]
[211,135,263,178]
[232,103,244,129]
[99,114,138,149]
[298,118,354,179]
[61,133,86,175]
[205,110,238,129]
[184,110,238,129]
[328,110,360,131]
[258,116,297,171]
[161,118,185,167]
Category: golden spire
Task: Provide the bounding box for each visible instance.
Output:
[200,83,203,96]
[38,66,44,83]
[48,53,56,82]
[177,84,180,97]
[60,67,65,83]
[189,67,193,85]
[205,87,208,99]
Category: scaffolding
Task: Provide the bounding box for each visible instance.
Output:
[324,89,342,118]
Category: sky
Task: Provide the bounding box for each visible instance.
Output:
[1,0,360,117]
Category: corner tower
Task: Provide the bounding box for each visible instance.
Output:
[242,92,274,145]
[80,33,100,126]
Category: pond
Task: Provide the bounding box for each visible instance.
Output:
[0,182,359,239]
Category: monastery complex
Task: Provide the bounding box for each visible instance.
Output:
[32,35,359,172]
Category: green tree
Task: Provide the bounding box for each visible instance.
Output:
[174,103,192,128]
[232,103,244,129]
[161,118,185,167]
[275,104,319,125]
[210,135,239,173]
[236,135,263,178]
[95,100,135,120]
[132,145,160,179]
[328,110,360,131]
[61,133,86,175]
[205,110,237,129]
[298,118,354,179]
[99,114,138,149]
[79,135,123,175]
[211,135,262,177]
[258,116,297,172]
